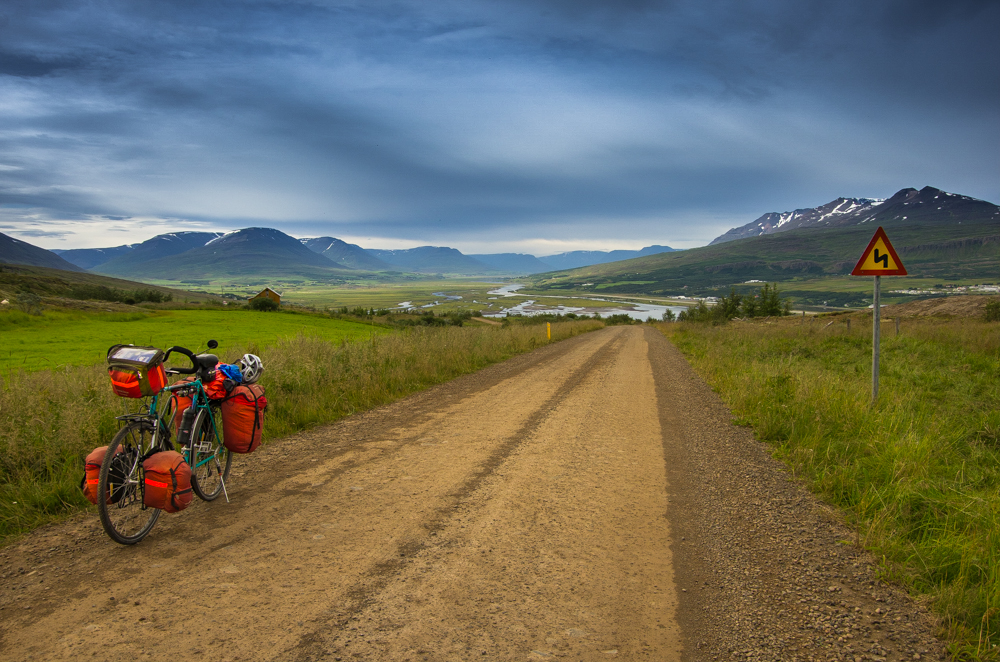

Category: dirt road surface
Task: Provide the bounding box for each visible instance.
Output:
[1,327,947,661]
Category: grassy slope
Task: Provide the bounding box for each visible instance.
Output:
[0,308,386,374]
[0,263,212,302]
[663,317,1000,658]
[531,219,999,298]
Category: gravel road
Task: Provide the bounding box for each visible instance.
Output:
[0,326,947,661]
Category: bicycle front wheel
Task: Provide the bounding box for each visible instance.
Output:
[97,421,161,545]
[189,408,232,501]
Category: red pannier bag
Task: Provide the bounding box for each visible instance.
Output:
[142,451,193,513]
[168,376,197,431]
[221,384,267,453]
[203,370,230,401]
[107,345,167,398]
[82,446,110,505]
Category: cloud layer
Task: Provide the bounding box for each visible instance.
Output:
[0,0,997,252]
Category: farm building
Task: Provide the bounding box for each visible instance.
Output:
[250,287,281,304]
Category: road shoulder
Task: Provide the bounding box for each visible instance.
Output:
[645,326,947,661]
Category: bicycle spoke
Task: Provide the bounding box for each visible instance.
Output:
[190,409,231,501]
[97,421,160,545]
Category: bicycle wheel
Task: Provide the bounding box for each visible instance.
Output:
[189,408,232,501]
[97,421,161,545]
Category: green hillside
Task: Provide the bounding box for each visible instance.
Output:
[0,232,83,272]
[0,263,215,304]
[531,218,999,305]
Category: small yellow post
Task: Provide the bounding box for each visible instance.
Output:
[547,322,551,340]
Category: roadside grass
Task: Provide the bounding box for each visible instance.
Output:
[660,316,1000,658]
[0,319,602,542]
[0,308,386,374]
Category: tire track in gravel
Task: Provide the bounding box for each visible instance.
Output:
[291,329,628,660]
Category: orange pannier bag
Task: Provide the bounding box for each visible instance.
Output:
[82,446,110,505]
[168,376,197,431]
[82,445,132,504]
[203,370,231,401]
[107,345,167,398]
[142,451,193,513]
[221,384,267,453]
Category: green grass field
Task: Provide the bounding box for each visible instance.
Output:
[662,316,1000,658]
[282,280,500,309]
[0,319,602,543]
[0,308,386,373]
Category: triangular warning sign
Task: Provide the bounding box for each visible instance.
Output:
[851,226,907,276]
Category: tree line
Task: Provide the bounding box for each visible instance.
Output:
[674,283,791,323]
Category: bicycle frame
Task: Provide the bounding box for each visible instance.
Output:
[114,377,223,470]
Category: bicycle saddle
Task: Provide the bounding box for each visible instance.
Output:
[195,353,219,370]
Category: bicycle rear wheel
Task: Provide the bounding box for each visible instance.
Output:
[189,408,232,501]
[97,421,161,545]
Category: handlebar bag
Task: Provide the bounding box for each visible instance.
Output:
[221,384,267,453]
[107,344,167,398]
[142,451,193,513]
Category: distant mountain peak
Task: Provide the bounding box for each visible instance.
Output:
[300,236,394,271]
[709,187,996,245]
[0,232,84,271]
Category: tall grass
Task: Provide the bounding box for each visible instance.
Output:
[662,316,1000,659]
[0,320,601,541]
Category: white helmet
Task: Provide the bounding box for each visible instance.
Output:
[238,353,264,384]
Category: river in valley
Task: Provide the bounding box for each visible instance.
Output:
[483,284,688,321]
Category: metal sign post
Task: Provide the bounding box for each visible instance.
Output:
[851,227,906,404]
[872,275,880,401]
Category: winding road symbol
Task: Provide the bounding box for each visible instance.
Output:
[873,248,889,269]
[851,227,907,276]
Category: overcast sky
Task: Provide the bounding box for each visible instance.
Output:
[0,0,997,255]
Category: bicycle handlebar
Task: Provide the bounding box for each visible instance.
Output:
[163,345,197,374]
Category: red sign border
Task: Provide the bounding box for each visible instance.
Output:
[851,226,907,276]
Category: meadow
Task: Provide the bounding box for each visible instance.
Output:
[0,307,386,373]
[135,277,692,315]
[0,318,602,542]
[661,315,1000,658]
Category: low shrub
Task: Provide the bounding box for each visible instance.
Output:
[985,299,1000,322]
[247,297,279,311]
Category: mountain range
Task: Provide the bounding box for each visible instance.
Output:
[299,237,395,271]
[531,186,1000,302]
[2,185,995,289]
[710,186,996,244]
[36,231,680,278]
[57,232,225,276]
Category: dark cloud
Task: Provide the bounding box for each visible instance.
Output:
[0,0,996,250]
[0,51,79,77]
